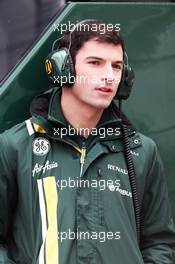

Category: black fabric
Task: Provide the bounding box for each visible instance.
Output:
[30,90,53,118]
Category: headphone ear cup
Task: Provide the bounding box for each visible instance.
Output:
[125,66,134,87]
[45,47,75,86]
[115,54,134,100]
[62,51,75,86]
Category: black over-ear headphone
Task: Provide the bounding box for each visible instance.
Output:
[45,19,134,100]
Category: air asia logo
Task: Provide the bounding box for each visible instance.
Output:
[33,138,50,156]
[32,160,58,177]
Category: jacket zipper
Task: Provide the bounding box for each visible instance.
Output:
[80,141,86,177]
[42,132,87,177]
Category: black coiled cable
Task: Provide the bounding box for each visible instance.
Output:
[118,100,141,243]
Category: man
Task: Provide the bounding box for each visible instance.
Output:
[0,19,174,264]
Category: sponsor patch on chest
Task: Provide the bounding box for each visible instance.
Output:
[32,160,58,177]
[107,164,128,175]
[33,137,50,156]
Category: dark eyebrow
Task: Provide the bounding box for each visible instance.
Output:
[85,56,103,61]
[85,56,123,64]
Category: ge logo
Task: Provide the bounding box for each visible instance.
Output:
[33,138,50,156]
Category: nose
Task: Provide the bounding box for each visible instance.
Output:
[101,63,114,84]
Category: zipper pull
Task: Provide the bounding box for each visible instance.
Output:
[80,141,86,177]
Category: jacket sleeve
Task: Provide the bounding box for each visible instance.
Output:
[140,141,175,263]
[0,133,17,263]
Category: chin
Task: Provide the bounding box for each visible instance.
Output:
[90,101,111,109]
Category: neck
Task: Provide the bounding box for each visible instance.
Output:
[61,88,103,138]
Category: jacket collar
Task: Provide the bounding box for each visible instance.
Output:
[48,87,68,127]
[31,87,137,146]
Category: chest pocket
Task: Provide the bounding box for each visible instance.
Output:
[99,135,142,192]
[87,137,142,228]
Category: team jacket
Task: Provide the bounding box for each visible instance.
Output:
[0,88,175,264]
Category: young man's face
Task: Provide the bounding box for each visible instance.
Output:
[71,38,123,109]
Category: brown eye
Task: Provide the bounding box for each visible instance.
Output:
[113,64,122,70]
[88,61,100,65]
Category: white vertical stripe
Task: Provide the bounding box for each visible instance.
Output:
[25,119,34,135]
[37,179,47,264]
[38,244,45,264]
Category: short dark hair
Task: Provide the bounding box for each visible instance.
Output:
[58,19,125,64]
